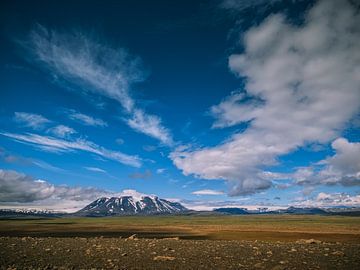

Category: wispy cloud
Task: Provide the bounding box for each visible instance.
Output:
[143,145,157,152]
[0,132,141,167]
[127,109,173,146]
[129,169,152,180]
[220,0,282,11]
[171,0,360,196]
[25,26,173,145]
[156,168,166,174]
[0,147,64,172]
[14,112,51,130]
[84,167,107,173]
[192,189,225,195]
[48,124,76,138]
[67,110,107,127]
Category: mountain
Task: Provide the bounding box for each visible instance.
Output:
[213,208,249,215]
[77,195,188,216]
[212,206,329,215]
[282,206,327,215]
[0,209,63,218]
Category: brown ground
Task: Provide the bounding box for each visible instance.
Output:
[1,236,359,269]
[1,215,359,269]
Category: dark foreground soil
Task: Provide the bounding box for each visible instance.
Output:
[1,236,359,270]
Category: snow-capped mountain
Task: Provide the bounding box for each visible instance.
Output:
[0,208,63,217]
[77,194,188,216]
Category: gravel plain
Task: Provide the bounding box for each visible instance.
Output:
[1,236,360,270]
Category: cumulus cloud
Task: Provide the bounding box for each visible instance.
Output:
[119,189,147,200]
[326,138,360,184]
[0,169,113,212]
[210,91,263,128]
[14,112,51,130]
[294,138,360,187]
[0,169,55,202]
[171,0,360,195]
[294,192,360,208]
[0,132,141,167]
[66,110,107,127]
[0,170,159,212]
[192,189,225,195]
[0,169,107,202]
[48,124,76,138]
[180,198,281,211]
[24,25,172,145]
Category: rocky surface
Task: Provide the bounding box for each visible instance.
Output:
[1,236,359,269]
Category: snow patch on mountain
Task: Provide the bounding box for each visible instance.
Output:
[77,192,188,216]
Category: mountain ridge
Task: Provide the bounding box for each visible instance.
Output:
[76,195,188,216]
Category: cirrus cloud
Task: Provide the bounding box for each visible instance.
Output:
[192,189,225,196]
[67,110,107,128]
[0,132,141,167]
[24,25,173,145]
[14,112,51,130]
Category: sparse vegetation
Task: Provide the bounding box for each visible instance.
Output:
[1,215,359,269]
[1,215,359,242]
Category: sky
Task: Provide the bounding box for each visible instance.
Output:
[0,0,359,212]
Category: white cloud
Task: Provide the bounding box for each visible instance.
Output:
[326,138,360,185]
[129,169,152,179]
[127,109,173,146]
[0,148,64,172]
[118,189,147,201]
[143,145,157,152]
[48,124,76,138]
[14,112,51,130]
[84,167,107,173]
[25,26,173,145]
[156,168,166,174]
[0,169,113,212]
[180,198,281,211]
[0,132,141,167]
[171,0,360,196]
[67,110,107,127]
[294,192,360,208]
[294,138,360,187]
[210,91,263,128]
[192,189,225,195]
[221,0,281,11]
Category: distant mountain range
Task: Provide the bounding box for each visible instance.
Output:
[76,195,188,216]
[213,208,249,215]
[276,206,327,215]
[213,206,359,216]
[1,195,360,217]
[0,208,63,217]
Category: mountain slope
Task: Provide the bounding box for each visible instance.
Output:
[213,208,249,215]
[282,206,327,215]
[77,195,187,216]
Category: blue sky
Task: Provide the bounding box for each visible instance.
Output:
[0,0,359,212]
